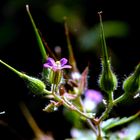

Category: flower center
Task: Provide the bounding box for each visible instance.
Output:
[56,61,61,69]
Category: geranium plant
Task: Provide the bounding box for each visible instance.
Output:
[0,5,140,140]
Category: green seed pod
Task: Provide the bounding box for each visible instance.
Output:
[23,74,46,94]
[99,60,118,93]
[98,12,118,94]
[0,60,46,94]
[123,63,140,94]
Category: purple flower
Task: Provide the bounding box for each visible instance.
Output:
[43,57,72,71]
[83,89,103,111]
[85,89,103,104]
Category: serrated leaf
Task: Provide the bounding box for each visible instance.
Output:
[109,119,140,140]
[102,111,140,131]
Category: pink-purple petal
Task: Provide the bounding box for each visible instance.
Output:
[43,64,53,69]
[43,57,71,71]
[60,58,68,66]
[46,57,56,66]
[61,65,72,69]
[52,68,57,71]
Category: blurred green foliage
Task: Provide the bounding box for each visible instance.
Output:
[0,22,18,47]
[0,0,129,52]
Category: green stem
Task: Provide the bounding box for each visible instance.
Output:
[78,97,97,135]
[97,91,126,139]
[113,93,126,104]
[43,89,52,95]
[97,92,114,139]
[43,89,94,120]
[99,91,114,122]
[109,91,114,103]
[97,124,103,140]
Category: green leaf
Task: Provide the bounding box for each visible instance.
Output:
[108,119,140,140]
[102,111,140,131]
[0,22,17,48]
[48,4,73,23]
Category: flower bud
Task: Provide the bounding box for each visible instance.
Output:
[99,60,118,93]
[23,74,46,94]
[123,63,140,94]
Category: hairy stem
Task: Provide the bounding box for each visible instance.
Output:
[99,91,114,123]
[97,124,103,140]
[78,97,97,135]
[113,93,126,104]
[43,88,96,120]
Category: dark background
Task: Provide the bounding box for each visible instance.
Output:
[0,0,140,140]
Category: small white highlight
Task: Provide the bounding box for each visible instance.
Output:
[0,111,5,115]
[133,93,140,99]
[83,98,96,112]
[102,99,107,105]
[26,5,29,11]
[71,72,81,81]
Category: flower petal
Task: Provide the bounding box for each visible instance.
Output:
[61,65,72,69]
[43,64,53,69]
[60,58,68,66]
[51,66,58,71]
[46,57,56,66]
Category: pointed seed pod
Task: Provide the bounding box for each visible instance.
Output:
[123,63,140,94]
[99,60,118,93]
[98,12,118,93]
[0,60,46,95]
[23,74,46,94]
